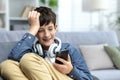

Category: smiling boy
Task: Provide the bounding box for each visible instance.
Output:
[0,6,93,80]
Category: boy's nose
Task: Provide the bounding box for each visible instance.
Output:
[45,31,50,37]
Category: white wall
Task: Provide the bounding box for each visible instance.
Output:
[58,0,72,32]
[58,0,117,32]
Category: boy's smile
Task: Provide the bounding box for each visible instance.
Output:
[36,22,57,50]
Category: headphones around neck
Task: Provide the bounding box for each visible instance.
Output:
[34,37,61,58]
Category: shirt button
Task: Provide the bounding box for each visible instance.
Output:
[28,36,31,39]
[18,43,21,45]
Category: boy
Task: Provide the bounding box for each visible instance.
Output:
[0,6,93,80]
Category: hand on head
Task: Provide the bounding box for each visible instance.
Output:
[28,11,40,36]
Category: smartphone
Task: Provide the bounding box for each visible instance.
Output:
[55,50,69,64]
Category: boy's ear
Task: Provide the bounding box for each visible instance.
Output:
[55,24,58,30]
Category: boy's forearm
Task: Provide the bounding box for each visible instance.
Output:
[29,26,38,36]
[8,33,35,61]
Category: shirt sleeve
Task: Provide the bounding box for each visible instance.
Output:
[8,33,35,61]
[67,44,93,80]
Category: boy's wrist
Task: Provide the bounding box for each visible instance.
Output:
[29,26,39,36]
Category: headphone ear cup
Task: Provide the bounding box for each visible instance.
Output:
[36,44,43,56]
[54,37,61,52]
[48,43,57,57]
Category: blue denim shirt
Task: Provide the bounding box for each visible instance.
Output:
[8,33,93,80]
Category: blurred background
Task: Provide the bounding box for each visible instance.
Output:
[0,0,119,32]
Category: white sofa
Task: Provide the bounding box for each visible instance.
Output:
[0,30,120,80]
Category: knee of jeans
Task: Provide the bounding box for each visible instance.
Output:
[20,53,39,62]
[0,60,18,69]
[0,60,19,75]
[19,53,40,68]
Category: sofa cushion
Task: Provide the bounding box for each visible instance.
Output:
[0,41,17,63]
[104,46,120,69]
[91,69,120,80]
[79,44,114,70]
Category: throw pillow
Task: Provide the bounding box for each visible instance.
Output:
[0,41,17,63]
[104,46,120,69]
[116,46,120,51]
[79,44,114,70]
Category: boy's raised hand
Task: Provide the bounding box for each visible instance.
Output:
[28,11,40,36]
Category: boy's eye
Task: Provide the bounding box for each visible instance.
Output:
[48,27,54,30]
[49,28,53,30]
[38,30,44,32]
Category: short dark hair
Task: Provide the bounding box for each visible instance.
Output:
[34,6,56,26]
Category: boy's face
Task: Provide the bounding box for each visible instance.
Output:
[36,22,57,50]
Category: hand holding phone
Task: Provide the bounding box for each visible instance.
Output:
[55,50,69,64]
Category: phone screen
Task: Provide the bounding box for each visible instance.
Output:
[55,50,69,64]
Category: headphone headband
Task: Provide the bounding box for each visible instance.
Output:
[34,37,61,58]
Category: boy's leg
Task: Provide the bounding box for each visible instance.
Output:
[47,64,73,80]
[38,56,73,80]
[20,53,53,80]
[0,60,28,80]
[20,53,72,80]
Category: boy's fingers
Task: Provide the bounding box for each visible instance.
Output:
[37,13,40,19]
[56,57,67,64]
[67,55,71,62]
[28,11,32,18]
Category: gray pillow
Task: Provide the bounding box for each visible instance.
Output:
[79,44,114,70]
[0,42,17,63]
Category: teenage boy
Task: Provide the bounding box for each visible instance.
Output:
[0,6,93,80]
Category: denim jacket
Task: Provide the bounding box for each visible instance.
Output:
[8,33,93,80]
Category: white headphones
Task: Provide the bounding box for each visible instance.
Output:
[34,37,61,58]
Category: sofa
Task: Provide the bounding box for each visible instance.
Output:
[0,30,120,80]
